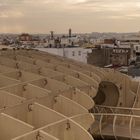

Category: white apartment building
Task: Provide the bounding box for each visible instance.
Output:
[133,44,140,54]
[37,47,92,63]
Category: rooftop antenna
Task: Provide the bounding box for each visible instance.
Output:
[69,28,72,38]
[50,31,54,39]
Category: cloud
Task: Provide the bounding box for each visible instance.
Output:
[0,0,140,33]
[0,12,23,18]
[70,0,140,12]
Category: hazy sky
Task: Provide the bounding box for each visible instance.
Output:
[0,0,140,33]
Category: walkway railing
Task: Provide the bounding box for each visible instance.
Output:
[91,113,140,140]
[92,105,140,115]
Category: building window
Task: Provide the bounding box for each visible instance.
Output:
[72,51,75,56]
[78,51,81,56]
[136,46,139,51]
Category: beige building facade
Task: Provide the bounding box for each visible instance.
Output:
[0,49,139,139]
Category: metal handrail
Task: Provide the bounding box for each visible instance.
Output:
[94,105,140,115]
[93,113,140,118]
[129,116,133,140]
[99,115,104,139]
[95,105,140,111]
[93,113,140,140]
[132,82,140,108]
[113,115,118,140]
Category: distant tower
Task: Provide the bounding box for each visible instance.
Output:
[50,31,54,39]
[69,28,72,38]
